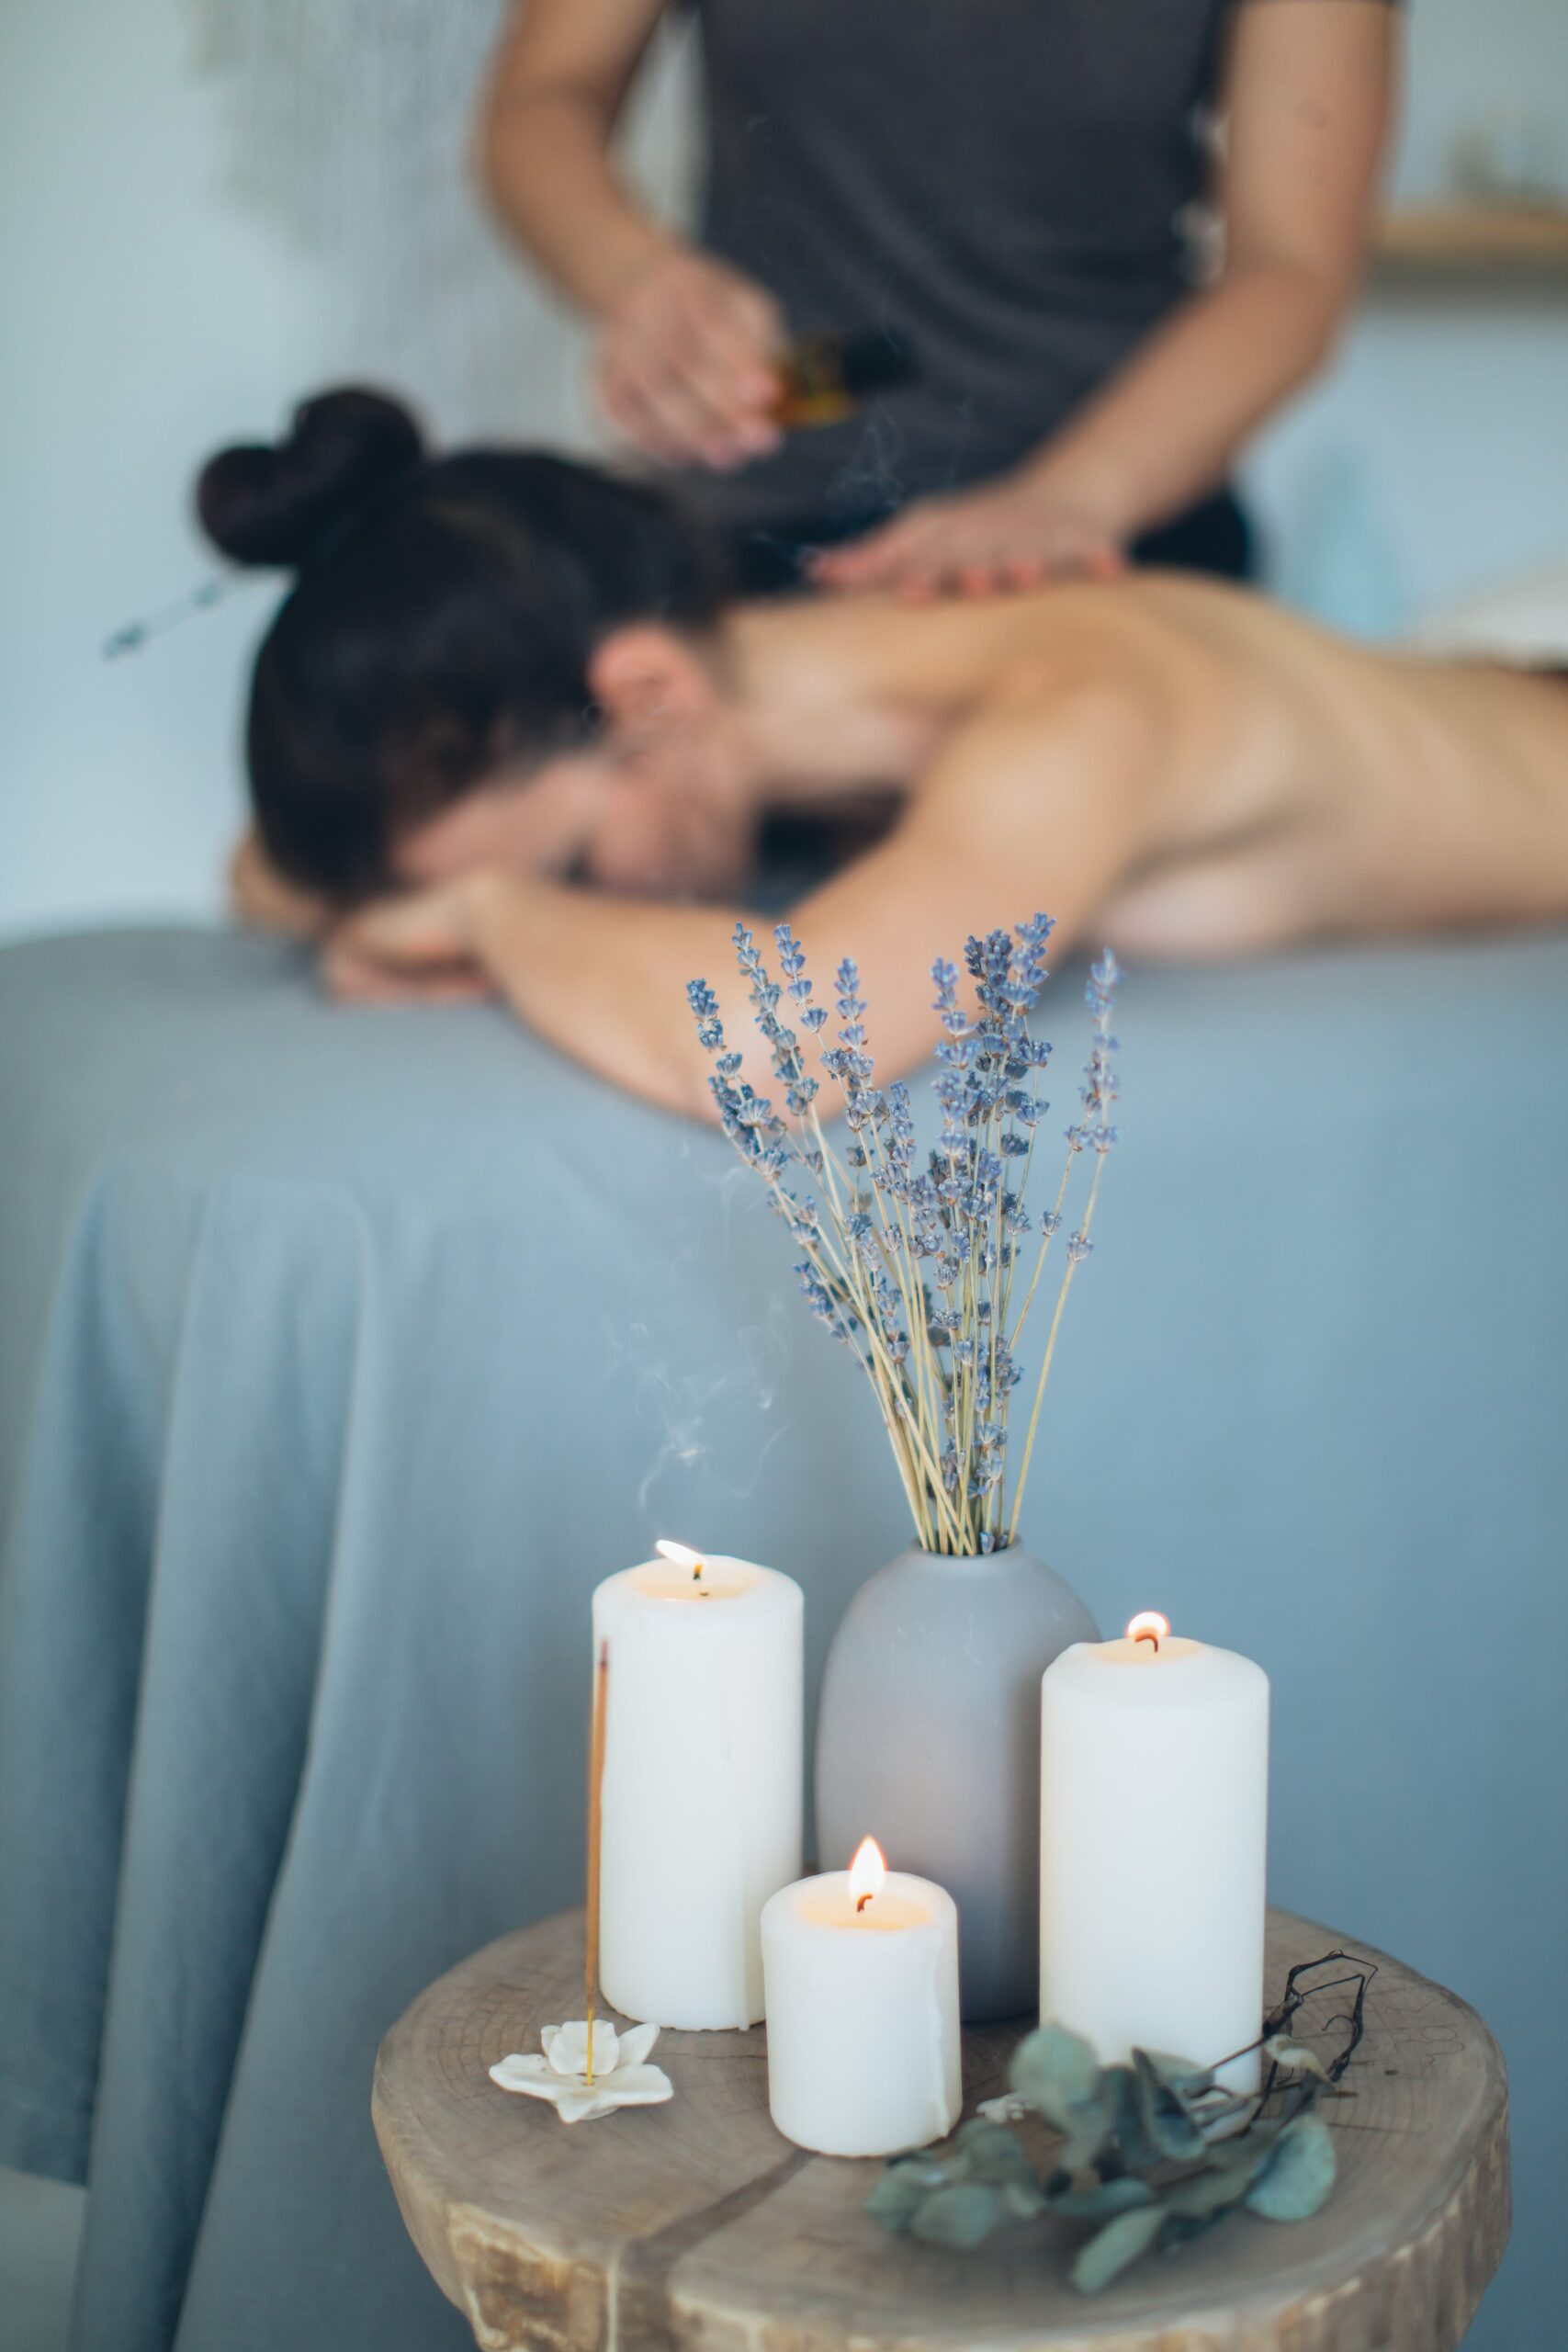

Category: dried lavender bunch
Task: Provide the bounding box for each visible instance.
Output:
[685,919,1122,1557]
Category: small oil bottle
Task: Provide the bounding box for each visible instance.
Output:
[772,327,918,430]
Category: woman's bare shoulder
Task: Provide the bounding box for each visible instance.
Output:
[943,574,1278,729]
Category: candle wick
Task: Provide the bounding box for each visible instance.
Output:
[856,1893,873,1914]
[1134,1631,1160,1654]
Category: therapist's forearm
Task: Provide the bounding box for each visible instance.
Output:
[1028,262,1351,539]
[479,86,673,317]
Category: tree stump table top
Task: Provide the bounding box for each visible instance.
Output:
[373,1906,1508,2352]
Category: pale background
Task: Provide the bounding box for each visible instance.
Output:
[2,0,1567,945]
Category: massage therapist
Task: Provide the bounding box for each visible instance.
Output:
[478,0,1397,594]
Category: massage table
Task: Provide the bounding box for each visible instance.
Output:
[1,922,1564,2352]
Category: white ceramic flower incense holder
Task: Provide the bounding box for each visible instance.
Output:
[489,2019,672,2124]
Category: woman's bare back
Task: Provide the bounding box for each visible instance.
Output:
[937,574,1568,961]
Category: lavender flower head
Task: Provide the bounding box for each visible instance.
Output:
[683,921,1123,1556]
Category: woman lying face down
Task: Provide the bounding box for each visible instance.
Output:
[209,390,1568,1116]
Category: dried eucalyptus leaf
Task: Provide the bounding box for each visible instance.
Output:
[1051,2177,1157,2222]
[1070,2200,1168,2293]
[1196,2092,1261,2144]
[864,2154,950,2231]
[1110,2064,1164,2174]
[953,2120,1042,2192]
[1057,2087,1119,2172]
[1132,2051,1206,2162]
[1264,2034,1333,2083]
[1010,2022,1101,2126]
[1161,2162,1256,2222]
[1245,2113,1337,2222]
[908,2181,1008,2250]
[1160,2206,1234,2249]
[1153,2104,1207,2161]
[1198,2130,1277,2191]
[1137,2049,1215,2096]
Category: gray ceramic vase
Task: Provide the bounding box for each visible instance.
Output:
[815,1544,1098,2021]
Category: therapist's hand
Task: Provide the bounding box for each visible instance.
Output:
[814,469,1126,599]
[594,247,787,471]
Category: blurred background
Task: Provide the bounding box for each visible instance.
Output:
[2,0,1567,944]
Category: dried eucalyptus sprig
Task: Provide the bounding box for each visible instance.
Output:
[867,1951,1375,2293]
[685,921,1122,1556]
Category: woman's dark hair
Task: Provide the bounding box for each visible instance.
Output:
[197,387,730,899]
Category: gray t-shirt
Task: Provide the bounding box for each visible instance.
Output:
[680,0,1376,534]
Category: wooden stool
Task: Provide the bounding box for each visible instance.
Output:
[374,1907,1507,2351]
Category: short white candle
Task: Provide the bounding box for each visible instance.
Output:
[1040,1615,1269,2093]
[761,1838,963,2157]
[593,1544,802,2030]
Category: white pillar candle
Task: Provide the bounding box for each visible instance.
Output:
[1040,1614,1269,2093]
[761,1838,963,2156]
[593,1544,802,2030]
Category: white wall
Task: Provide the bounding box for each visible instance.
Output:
[1246,301,1568,633]
[1,0,1564,943]
[0,0,686,944]
[1243,0,1568,633]
[1388,0,1568,198]
[1,0,324,941]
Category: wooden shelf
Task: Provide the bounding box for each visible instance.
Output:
[1374,204,1568,276]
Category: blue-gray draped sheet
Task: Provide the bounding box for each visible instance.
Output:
[1,924,1564,2352]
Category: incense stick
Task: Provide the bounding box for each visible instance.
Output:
[583,1638,609,2083]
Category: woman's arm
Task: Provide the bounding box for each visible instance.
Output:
[477,0,784,469]
[229,831,334,941]
[819,0,1397,597]
[323,661,1161,1117]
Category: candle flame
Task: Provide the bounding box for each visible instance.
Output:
[849,1836,886,1913]
[655,1538,705,1582]
[1126,1610,1170,1652]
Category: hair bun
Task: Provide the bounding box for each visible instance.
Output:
[197,387,424,569]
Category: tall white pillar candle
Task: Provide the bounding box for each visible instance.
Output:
[1040,1616,1269,2093]
[593,1545,802,2030]
[761,1839,962,2157]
